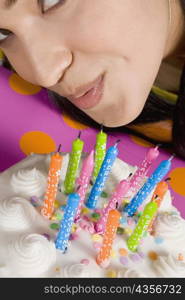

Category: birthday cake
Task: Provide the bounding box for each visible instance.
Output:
[0,151,185,278]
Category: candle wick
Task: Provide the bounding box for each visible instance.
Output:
[78,131,82,139]
[169,154,175,161]
[165,177,171,182]
[129,173,133,178]
[115,139,121,146]
[57,144,62,153]
[76,185,81,192]
[100,123,104,132]
[155,144,162,150]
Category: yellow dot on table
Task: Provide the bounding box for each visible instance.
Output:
[148,251,158,261]
[9,73,41,95]
[130,135,154,148]
[107,270,117,278]
[20,131,56,155]
[168,168,185,196]
[62,112,89,130]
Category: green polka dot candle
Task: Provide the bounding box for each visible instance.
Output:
[64,132,84,194]
[92,127,107,182]
[127,201,158,252]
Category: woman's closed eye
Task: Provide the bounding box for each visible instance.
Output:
[0,0,67,44]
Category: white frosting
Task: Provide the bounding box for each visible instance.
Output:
[0,153,184,278]
[10,168,47,198]
[62,263,90,278]
[154,212,185,249]
[153,254,185,277]
[117,268,146,278]
[0,197,37,231]
[7,234,56,277]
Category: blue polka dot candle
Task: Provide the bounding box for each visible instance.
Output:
[86,140,120,209]
[124,156,173,217]
[55,193,80,252]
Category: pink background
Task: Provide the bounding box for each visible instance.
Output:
[0,66,185,217]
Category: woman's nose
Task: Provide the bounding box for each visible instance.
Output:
[11,22,73,87]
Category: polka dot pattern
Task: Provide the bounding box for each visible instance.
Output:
[0,65,185,217]
[20,131,56,155]
[9,73,41,95]
[62,112,89,130]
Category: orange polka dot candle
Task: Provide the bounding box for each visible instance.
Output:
[96,209,121,268]
[41,146,63,219]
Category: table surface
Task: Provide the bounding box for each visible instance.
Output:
[0,66,185,217]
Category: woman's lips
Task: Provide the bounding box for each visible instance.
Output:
[67,74,105,110]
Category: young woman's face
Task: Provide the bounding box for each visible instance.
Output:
[0,0,182,127]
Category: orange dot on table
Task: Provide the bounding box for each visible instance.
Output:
[62,112,89,130]
[20,131,56,155]
[130,135,154,148]
[9,73,41,95]
[168,168,185,196]
[148,251,158,261]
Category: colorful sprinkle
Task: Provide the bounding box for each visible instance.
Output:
[55,267,60,272]
[93,242,102,250]
[51,215,57,221]
[119,248,128,256]
[130,253,141,263]
[107,270,117,278]
[101,191,108,198]
[124,228,133,235]
[81,207,90,214]
[80,259,90,265]
[138,251,145,258]
[71,223,78,233]
[120,256,129,266]
[148,251,158,261]
[178,253,184,261]
[117,227,124,235]
[30,196,39,207]
[50,223,60,230]
[60,204,66,211]
[91,212,101,221]
[120,216,127,225]
[154,236,164,244]
[92,234,103,242]
[42,233,50,241]
[54,200,60,209]
[110,250,116,258]
[69,233,79,240]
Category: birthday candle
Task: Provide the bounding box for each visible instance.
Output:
[92,126,107,182]
[124,156,173,217]
[127,201,158,252]
[96,209,121,268]
[64,132,84,194]
[41,146,63,219]
[148,180,169,232]
[75,150,94,222]
[128,146,159,197]
[95,177,131,234]
[86,141,120,210]
[55,193,80,252]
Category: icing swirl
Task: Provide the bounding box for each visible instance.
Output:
[154,213,185,248]
[62,263,90,278]
[0,197,37,231]
[153,254,185,277]
[7,234,56,277]
[117,268,146,278]
[10,168,46,198]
